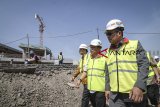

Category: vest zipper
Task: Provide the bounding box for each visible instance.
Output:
[116,50,119,92]
[81,56,84,73]
[90,59,95,91]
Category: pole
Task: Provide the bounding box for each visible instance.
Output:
[27,34,30,58]
[96,28,99,39]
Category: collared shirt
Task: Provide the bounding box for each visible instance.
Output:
[110,37,129,49]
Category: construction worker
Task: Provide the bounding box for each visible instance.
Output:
[10,59,14,64]
[146,53,160,107]
[154,56,159,64]
[77,39,107,107]
[58,52,63,65]
[104,19,149,107]
[155,56,160,70]
[154,56,160,107]
[71,44,90,107]
[27,51,39,64]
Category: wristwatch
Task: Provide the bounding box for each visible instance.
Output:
[79,78,82,82]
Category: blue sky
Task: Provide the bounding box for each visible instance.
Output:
[0,0,160,60]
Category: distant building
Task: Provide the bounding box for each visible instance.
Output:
[0,43,23,63]
[0,43,22,58]
[148,50,160,57]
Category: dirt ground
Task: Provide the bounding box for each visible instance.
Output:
[0,70,83,107]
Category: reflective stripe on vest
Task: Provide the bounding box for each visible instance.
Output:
[109,69,138,75]
[87,56,106,92]
[106,40,138,93]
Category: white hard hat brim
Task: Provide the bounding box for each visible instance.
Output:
[90,44,102,47]
[79,48,88,49]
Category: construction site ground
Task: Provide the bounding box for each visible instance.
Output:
[0,64,83,107]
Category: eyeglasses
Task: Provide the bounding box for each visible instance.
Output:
[90,46,97,49]
[79,48,86,51]
[105,31,119,37]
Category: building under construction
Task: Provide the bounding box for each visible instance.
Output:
[0,43,52,63]
[19,43,52,60]
[0,42,74,65]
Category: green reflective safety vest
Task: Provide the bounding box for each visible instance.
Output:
[148,71,155,77]
[106,40,139,93]
[157,61,160,69]
[146,52,155,85]
[146,53,155,77]
[87,55,106,92]
[58,55,63,61]
[79,54,89,73]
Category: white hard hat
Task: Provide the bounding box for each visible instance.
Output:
[30,50,34,54]
[106,19,124,30]
[79,44,88,49]
[90,39,102,47]
[154,56,159,59]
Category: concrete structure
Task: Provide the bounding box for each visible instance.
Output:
[0,43,74,65]
[19,43,52,60]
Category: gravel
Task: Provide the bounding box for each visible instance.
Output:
[0,70,83,107]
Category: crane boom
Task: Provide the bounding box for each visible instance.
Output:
[35,14,45,47]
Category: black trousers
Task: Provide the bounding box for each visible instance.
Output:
[147,84,159,105]
[59,60,63,64]
[109,93,147,107]
[90,91,106,107]
[81,84,90,107]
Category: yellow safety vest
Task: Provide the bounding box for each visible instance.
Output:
[148,71,155,77]
[87,55,106,92]
[58,55,63,61]
[157,61,160,69]
[79,54,89,73]
[146,52,155,85]
[106,40,139,93]
[146,53,155,77]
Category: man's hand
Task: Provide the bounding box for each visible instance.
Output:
[129,87,143,103]
[155,75,160,84]
[71,77,75,82]
[105,91,110,101]
[76,79,82,88]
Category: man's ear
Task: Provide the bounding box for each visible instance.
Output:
[117,31,123,38]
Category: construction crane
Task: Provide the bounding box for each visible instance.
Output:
[35,14,45,47]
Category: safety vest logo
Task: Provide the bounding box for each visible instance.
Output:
[107,49,144,56]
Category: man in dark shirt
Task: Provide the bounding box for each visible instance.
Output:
[27,51,39,64]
